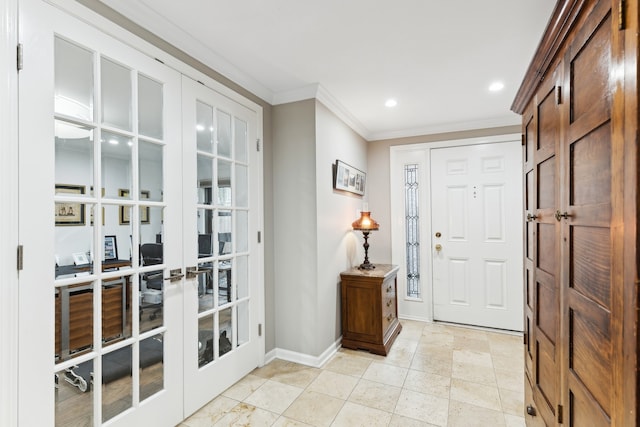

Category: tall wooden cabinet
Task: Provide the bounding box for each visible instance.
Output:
[512,1,639,425]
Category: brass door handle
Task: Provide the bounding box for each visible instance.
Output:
[555,210,572,221]
[186,266,212,279]
[164,268,184,282]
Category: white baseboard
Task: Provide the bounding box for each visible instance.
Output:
[263,337,342,368]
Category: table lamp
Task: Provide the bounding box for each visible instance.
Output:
[352,211,379,270]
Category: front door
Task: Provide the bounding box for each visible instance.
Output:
[430,142,523,330]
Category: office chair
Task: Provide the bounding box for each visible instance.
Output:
[140,243,163,320]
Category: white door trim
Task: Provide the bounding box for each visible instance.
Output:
[0,0,19,425]
[390,133,521,323]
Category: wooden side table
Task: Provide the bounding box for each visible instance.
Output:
[340,264,402,355]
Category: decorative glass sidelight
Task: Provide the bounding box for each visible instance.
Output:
[404,164,421,298]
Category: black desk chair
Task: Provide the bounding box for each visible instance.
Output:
[140,243,163,320]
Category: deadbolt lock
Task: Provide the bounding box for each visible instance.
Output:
[435,232,442,238]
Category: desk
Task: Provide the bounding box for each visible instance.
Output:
[55,259,131,278]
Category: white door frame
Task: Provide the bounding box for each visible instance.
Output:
[0,0,19,426]
[390,133,522,324]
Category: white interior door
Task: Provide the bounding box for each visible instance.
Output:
[181,76,264,416]
[19,1,184,425]
[431,141,523,331]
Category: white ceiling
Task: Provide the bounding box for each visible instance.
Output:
[100,0,557,140]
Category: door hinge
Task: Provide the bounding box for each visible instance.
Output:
[257,231,261,243]
[521,134,525,146]
[17,44,23,71]
[523,332,527,345]
[256,138,261,152]
[557,404,563,423]
[258,323,262,337]
[555,86,562,105]
[17,245,23,271]
[619,0,625,30]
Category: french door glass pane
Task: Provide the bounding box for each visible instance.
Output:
[139,140,164,202]
[140,334,164,401]
[234,118,248,163]
[101,131,133,199]
[55,121,94,191]
[197,155,213,205]
[102,345,133,422]
[54,202,93,278]
[196,101,214,153]
[219,308,233,356]
[235,165,248,208]
[198,315,214,367]
[217,110,232,158]
[54,37,94,121]
[236,256,248,300]
[101,57,132,131]
[237,301,249,347]
[102,277,132,347]
[236,210,248,253]
[218,211,232,255]
[138,75,163,139]
[55,366,93,426]
[55,283,94,362]
[217,160,232,207]
[218,261,231,307]
[198,262,214,313]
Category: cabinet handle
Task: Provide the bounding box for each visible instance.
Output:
[526,213,538,222]
[386,300,392,307]
[386,314,393,322]
[386,285,393,293]
[554,210,572,221]
[526,405,537,416]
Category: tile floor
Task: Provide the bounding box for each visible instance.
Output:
[179,320,524,427]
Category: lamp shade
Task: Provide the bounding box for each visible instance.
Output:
[352,211,379,231]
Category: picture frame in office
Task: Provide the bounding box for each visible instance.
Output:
[104,235,118,260]
[333,160,366,196]
[119,189,150,224]
[72,252,89,265]
[55,184,86,226]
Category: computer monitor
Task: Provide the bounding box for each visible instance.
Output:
[198,234,212,257]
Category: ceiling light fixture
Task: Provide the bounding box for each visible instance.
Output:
[109,139,119,145]
[385,99,398,108]
[489,82,505,92]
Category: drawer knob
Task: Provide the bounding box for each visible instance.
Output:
[386,314,393,321]
[386,285,393,292]
[386,300,392,307]
[526,405,536,416]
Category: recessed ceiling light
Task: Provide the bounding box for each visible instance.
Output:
[489,82,505,92]
[385,99,398,108]
[196,124,205,131]
[109,139,119,145]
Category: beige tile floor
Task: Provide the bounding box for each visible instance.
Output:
[179,320,525,427]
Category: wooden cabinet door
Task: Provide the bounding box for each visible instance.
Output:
[561,1,615,425]
[532,62,563,427]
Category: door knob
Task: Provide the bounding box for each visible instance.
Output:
[435,244,442,252]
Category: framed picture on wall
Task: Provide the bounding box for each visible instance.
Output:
[333,160,366,196]
[119,189,151,224]
[55,184,86,226]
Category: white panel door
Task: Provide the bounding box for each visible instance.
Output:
[181,76,263,416]
[18,1,184,425]
[431,142,523,330]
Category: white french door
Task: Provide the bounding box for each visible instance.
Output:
[18,0,263,425]
[181,76,263,416]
